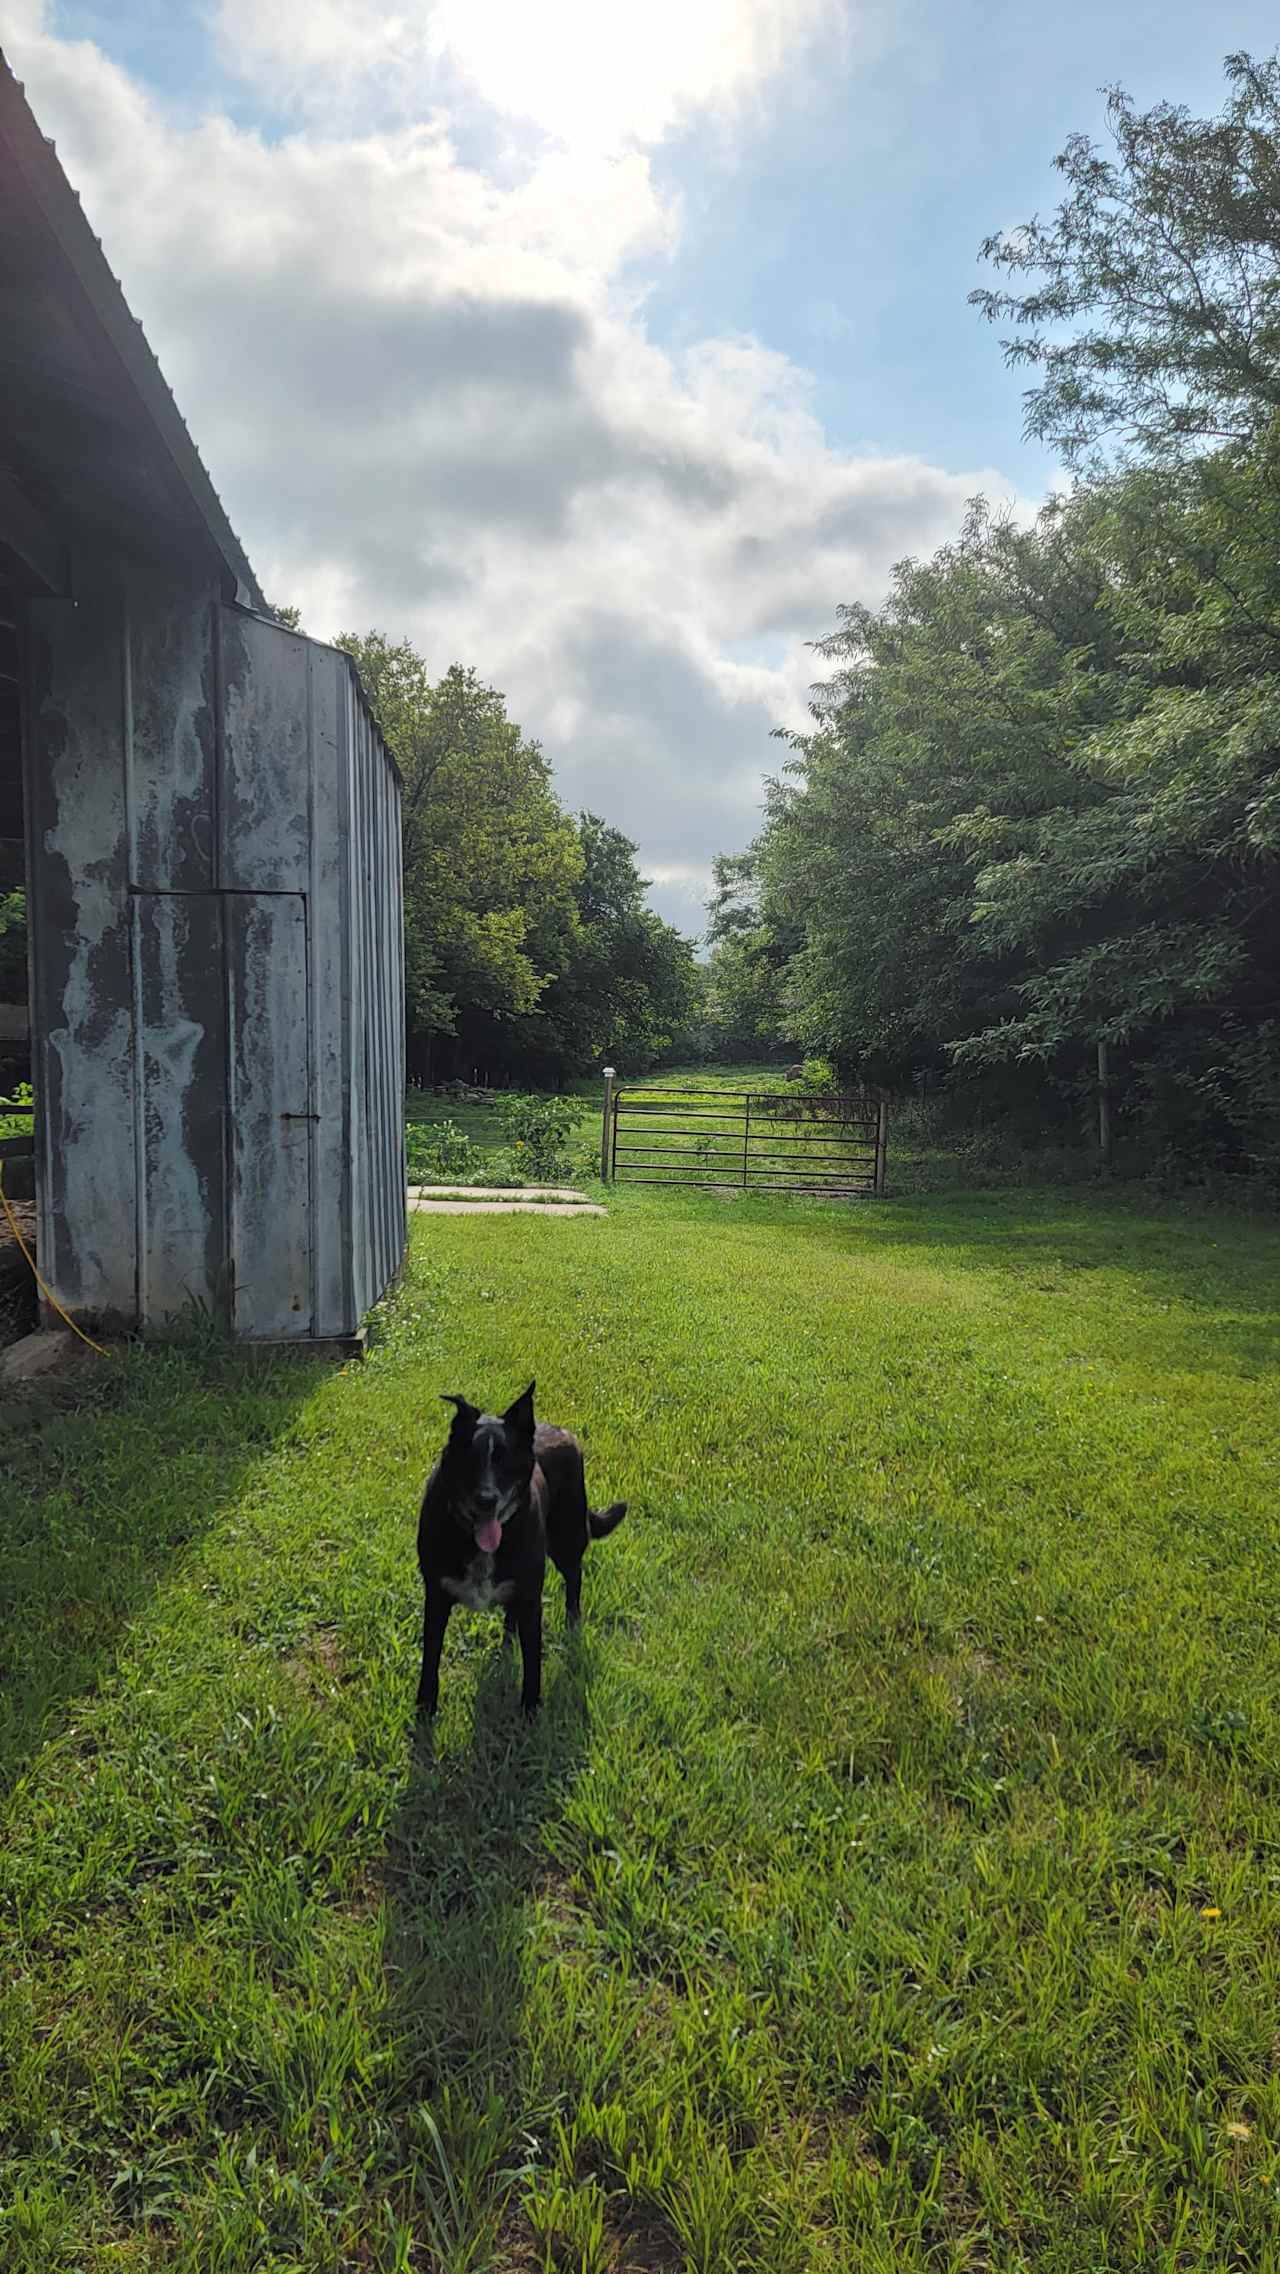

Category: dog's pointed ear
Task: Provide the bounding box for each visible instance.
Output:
[503,1381,536,1436]
[441,1394,480,1437]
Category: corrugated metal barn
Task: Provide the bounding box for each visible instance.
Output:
[0,53,406,1346]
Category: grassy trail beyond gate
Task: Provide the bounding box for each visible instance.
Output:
[2,1182,1279,2271]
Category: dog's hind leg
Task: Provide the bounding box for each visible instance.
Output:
[561,1558,583,1627]
[502,1603,519,1649]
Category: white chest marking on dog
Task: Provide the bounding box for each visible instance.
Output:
[443,1553,515,1612]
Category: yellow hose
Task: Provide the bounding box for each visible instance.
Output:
[0,1154,112,1359]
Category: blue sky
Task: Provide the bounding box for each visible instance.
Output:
[17,1,1280,924]
[646,0,1279,492]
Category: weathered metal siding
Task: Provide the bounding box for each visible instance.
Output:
[26,566,223,1328]
[342,667,406,1325]
[225,890,312,1336]
[215,608,405,1338]
[214,608,315,1336]
[134,890,225,1322]
[25,579,405,1339]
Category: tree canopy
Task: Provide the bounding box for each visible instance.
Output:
[709,50,1280,1180]
[972,52,1280,465]
[337,635,697,1085]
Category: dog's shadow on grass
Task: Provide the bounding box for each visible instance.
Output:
[381,1627,593,2256]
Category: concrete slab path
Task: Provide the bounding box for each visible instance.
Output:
[408,1185,606,1216]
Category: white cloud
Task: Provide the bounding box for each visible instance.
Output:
[6,4,1019,929]
[211,0,847,153]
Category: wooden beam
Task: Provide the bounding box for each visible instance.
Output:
[0,469,63,594]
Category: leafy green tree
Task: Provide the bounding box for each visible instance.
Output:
[962,48,1280,1161]
[711,50,1280,1177]
[749,460,1279,1153]
[699,851,793,1061]
[337,640,699,1085]
[527,814,699,1078]
[761,496,1125,1081]
[954,453,1280,1068]
[972,52,1280,465]
[338,636,581,1076]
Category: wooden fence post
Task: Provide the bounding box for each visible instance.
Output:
[874,1096,889,1197]
[600,1068,616,1182]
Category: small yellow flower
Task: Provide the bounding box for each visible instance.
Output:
[1225,2121,1253,2141]
[1200,1905,1222,1919]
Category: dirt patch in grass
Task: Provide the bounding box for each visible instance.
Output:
[531,1856,593,1926]
[282,1623,346,1694]
[605,2201,687,2272]
[926,1642,1001,1722]
[495,2200,686,2274]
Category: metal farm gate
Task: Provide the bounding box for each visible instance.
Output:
[604,1084,887,1197]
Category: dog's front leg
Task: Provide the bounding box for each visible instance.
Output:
[416,1583,452,1719]
[515,1592,543,1718]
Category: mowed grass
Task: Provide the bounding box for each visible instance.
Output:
[2,1184,1280,2272]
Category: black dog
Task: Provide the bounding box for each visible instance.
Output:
[416,1382,626,1720]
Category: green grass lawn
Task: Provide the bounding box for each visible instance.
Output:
[3,1180,1280,2271]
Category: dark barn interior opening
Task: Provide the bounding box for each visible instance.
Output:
[0,576,27,1034]
[0,572,34,1343]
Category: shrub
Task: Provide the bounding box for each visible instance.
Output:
[0,891,25,996]
[797,1055,838,1093]
[1128,1020,1280,1194]
[499,1093,581,1182]
[0,1079,32,1142]
[405,1117,484,1185]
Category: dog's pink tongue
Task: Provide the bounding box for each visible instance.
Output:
[475,1516,502,1554]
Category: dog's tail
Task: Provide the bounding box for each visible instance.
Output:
[589,1500,627,1540]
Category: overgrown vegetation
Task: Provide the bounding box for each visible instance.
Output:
[404,1091,593,1189]
[497,1092,582,1184]
[2,1183,1278,2269]
[708,52,1280,1184]
[0,1077,33,1142]
[0,888,26,998]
